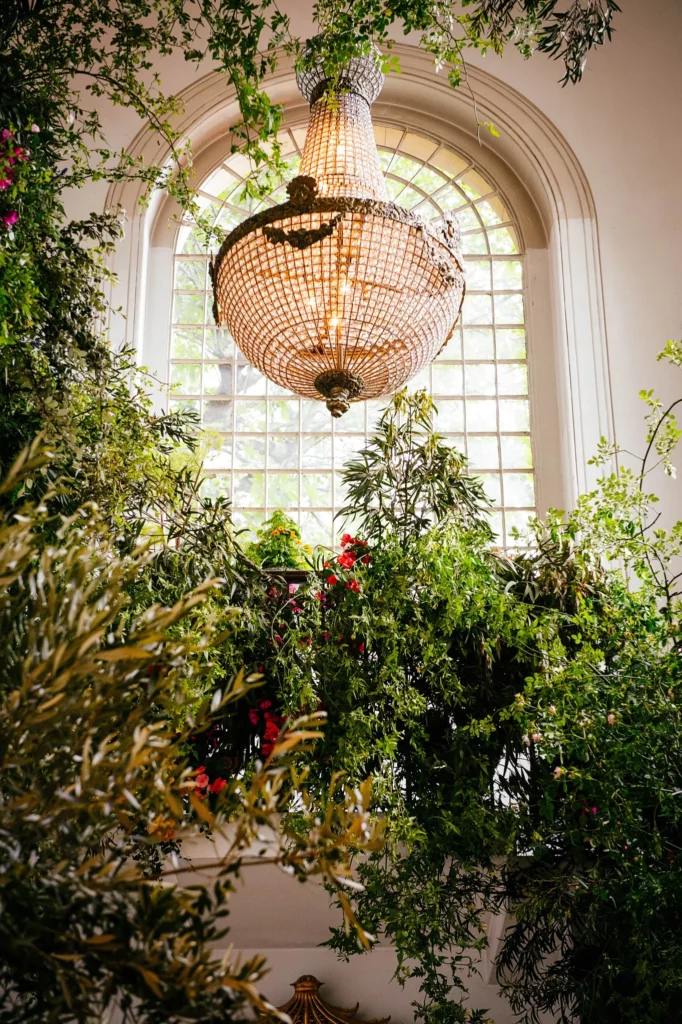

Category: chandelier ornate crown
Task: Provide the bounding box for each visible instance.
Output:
[211,48,466,417]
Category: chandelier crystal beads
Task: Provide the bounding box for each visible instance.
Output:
[211,52,466,416]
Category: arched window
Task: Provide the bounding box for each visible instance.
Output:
[169,125,535,547]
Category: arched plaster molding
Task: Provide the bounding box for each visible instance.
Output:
[107,44,614,508]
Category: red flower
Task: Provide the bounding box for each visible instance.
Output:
[341,533,352,547]
[259,700,272,710]
[195,773,209,789]
[322,630,330,641]
[358,642,365,654]
[263,721,280,742]
[337,552,356,568]
[262,742,275,757]
[326,574,339,586]
[346,579,361,593]
[362,553,371,564]
[248,708,259,726]
[196,765,205,772]
[209,777,227,794]
[274,633,283,644]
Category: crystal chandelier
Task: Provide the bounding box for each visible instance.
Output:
[211,51,466,417]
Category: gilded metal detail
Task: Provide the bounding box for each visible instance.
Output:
[257,975,393,1024]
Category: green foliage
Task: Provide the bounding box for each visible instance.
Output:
[0,443,382,1024]
[212,380,682,1024]
[305,0,620,92]
[340,389,490,546]
[245,510,312,568]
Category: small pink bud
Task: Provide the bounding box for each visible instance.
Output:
[549,705,556,714]
[30,123,40,133]
[607,713,615,725]
[553,766,562,779]
[532,733,540,742]
[522,734,530,747]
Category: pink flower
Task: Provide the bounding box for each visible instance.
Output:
[248,708,259,726]
[591,806,598,816]
[553,766,562,779]
[259,700,272,710]
[195,772,209,789]
[607,713,615,725]
[30,123,40,133]
[288,582,299,594]
[274,633,283,645]
[532,733,540,742]
[1,129,13,142]
[0,179,11,191]
[549,705,556,714]
[1,210,18,227]
[522,734,530,747]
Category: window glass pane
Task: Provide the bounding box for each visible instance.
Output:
[269,435,298,469]
[463,329,494,360]
[302,400,331,431]
[205,438,233,471]
[175,259,207,290]
[234,472,265,507]
[496,329,526,360]
[434,399,464,432]
[204,364,233,396]
[462,293,493,325]
[235,436,265,469]
[302,435,332,468]
[464,260,491,290]
[501,435,533,469]
[203,400,233,431]
[468,436,499,470]
[432,364,463,396]
[235,364,266,395]
[497,364,528,395]
[302,473,332,507]
[173,293,205,324]
[465,364,496,396]
[270,399,299,432]
[171,363,200,392]
[268,473,299,507]
[466,399,497,432]
[205,328,234,359]
[495,293,524,325]
[235,401,266,431]
[504,473,535,507]
[171,328,203,359]
[499,399,530,432]
[493,261,523,290]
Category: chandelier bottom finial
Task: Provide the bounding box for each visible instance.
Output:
[314,369,365,418]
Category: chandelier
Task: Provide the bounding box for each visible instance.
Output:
[211,51,466,417]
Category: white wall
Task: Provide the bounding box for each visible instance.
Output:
[64,2,682,1018]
